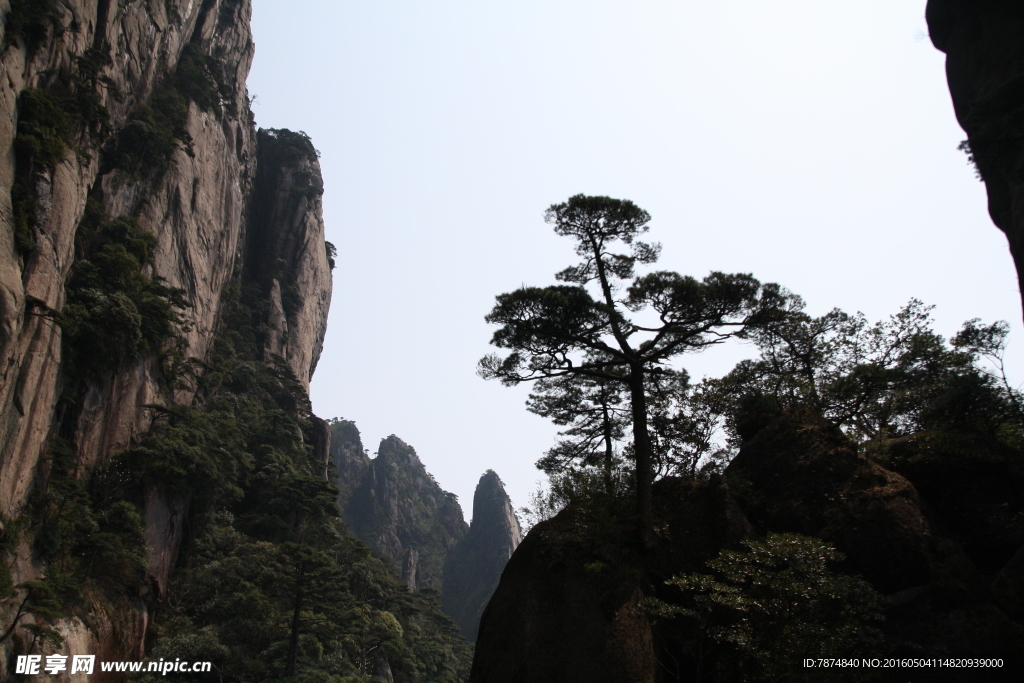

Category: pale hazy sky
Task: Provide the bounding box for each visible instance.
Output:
[247,0,1022,518]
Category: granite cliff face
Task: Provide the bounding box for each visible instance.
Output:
[3,0,249,518]
[926,0,1024,314]
[246,127,331,389]
[0,0,332,677]
[442,469,522,640]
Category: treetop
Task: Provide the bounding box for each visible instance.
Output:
[547,194,661,285]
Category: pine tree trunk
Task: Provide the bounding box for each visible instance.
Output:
[601,401,615,496]
[629,370,654,548]
[287,589,302,676]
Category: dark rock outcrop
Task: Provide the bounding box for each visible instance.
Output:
[329,421,469,591]
[885,431,1024,575]
[327,417,372,504]
[926,0,1024,312]
[471,414,1024,682]
[246,128,331,388]
[442,469,523,640]
[725,416,954,594]
[470,478,752,683]
[726,415,1022,663]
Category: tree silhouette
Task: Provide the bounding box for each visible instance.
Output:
[526,354,630,496]
[480,194,788,544]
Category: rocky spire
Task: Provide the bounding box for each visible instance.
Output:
[442,470,523,640]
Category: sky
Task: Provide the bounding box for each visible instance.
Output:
[246,0,1023,520]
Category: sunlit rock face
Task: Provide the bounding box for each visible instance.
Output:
[1,0,255,529]
[442,469,523,640]
[0,0,332,676]
[246,127,331,391]
[927,0,1024,312]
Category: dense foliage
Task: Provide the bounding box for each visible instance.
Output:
[142,516,471,682]
[10,32,229,256]
[6,277,472,679]
[11,48,115,253]
[56,200,189,384]
[522,290,1024,553]
[501,201,1022,676]
[108,41,235,184]
[127,288,472,681]
[3,0,62,56]
[649,533,884,682]
[3,17,468,682]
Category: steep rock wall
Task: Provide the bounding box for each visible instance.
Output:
[926,0,1024,315]
[1,0,256,519]
[246,127,331,390]
[328,420,525,630]
[0,0,333,677]
[470,478,752,683]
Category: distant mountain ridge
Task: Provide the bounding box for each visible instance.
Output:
[328,419,522,639]
[329,421,468,591]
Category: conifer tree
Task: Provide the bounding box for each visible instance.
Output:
[480,194,789,543]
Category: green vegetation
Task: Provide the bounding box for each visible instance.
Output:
[958,139,982,180]
[11,49,115,254]
[266,128,321,164]
[260,129,324,200]
[109,42,235,184]
[2,25,468,681]
[56,200,188,384]
[480,194,788,541]
[13,88,77,166]
[710,299,1024,568]
[108,85,192,183]
[649,533,884,682]
[0,432,149,651]
[326,241,337,270]
[11,87,71,253]
[141,515,471,682]
[526,365,630,496]
[118,287,472,680]
[29,437,147,593]
[174,44,236,118]
[8,276,473,678]
[504,206,1024,570]
[3,0,62,56]
[493,198,1023,670]
[0,574,74,650]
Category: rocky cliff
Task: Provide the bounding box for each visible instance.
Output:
[329,421,469,591]
[0,0,332,677]
[442,470,522,641]
[926,0,1024,314]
